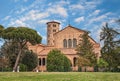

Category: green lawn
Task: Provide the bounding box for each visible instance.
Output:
[0,72,119,81]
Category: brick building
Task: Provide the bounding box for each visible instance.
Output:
[28,21,101,72]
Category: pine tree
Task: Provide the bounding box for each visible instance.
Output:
[100,23,120,71]
[77,32,97,66]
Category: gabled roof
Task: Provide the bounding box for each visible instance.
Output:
[53,25,98,44]
[54,25,87,35]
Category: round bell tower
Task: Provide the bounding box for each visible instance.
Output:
[46,21,60,46]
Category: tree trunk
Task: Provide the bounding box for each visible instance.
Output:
[13,41,27,72]
[13,48,22,72]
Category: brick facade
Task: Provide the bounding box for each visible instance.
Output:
[28,21,101,72]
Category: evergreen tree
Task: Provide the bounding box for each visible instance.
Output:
[100,23,120,71]
[1,27,42,72]
[77,32,97,66]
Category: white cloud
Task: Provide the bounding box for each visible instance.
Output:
[57,0,70,6]
[85,1,101,9]
[25,10,49,21]
[109,19,116,24]
[47,5,68,18]
[10,19,28,27]
[3,16,10,21]
[94,10,100,15]
[15,8,26,14]
[75,16,84,23]
[95,28,101,43]
[101,22,107,27]
[9,9,49,27]
[23,0,28,2]
[38,20,50,24]
[70,4,84,10]
[93,15,106,22]
[89,10,100,17]
[88,12,112,24]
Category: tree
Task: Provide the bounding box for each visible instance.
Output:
[77,56,90,67]
[0,57,9,71]
[77,32,97,66]
[0,25,4,35]
[21,50,38,71]
[47,49,71,72]
[0,41,27,68]
[1,27,42,72]
[100,23,120,71]
[97,58,108,68]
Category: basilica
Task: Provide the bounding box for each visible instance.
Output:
[28,21,101,71]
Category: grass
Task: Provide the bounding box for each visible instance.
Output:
[0,72,119,81]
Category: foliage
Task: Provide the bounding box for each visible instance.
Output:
[63,55,72,72]
[47,49,71,72]
[1,27,42,72]
[0,57,9,71]
[77,32,97,66]
[100,23,119,54]
[0,25,4,34]
[0,41,27,68]
[100,23,120,69]
[77,56,90,67]
[21,51,38,71]
[19,63,27,72]
[2,27,42,44]
[97,58,108,68]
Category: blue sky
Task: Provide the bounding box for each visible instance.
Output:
[0,0,120,46]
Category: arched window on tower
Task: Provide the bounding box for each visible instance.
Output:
[73,38,77,48]
[68,39,72,48]
[53,24,56,27]
[63,39,67,48]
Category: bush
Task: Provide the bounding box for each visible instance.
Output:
[1,67,12,72]
[63,56,71,72]
[22,51,38,71]
[19,63,27,72]
[78,66,82,72]
[47,49,71,72]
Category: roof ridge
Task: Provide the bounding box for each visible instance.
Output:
[53,25,86,35]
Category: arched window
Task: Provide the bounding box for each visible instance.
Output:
[68,39,72,48]
[73,57,77,67]
[63,39,67,48]
[53,24,56,27]
[43,58,46,66]
[73,38,77,48]
[39,58,41,66]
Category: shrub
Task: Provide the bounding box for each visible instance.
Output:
[19,63,27,72]
[22,51,38,71]
[47,49,71,72]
